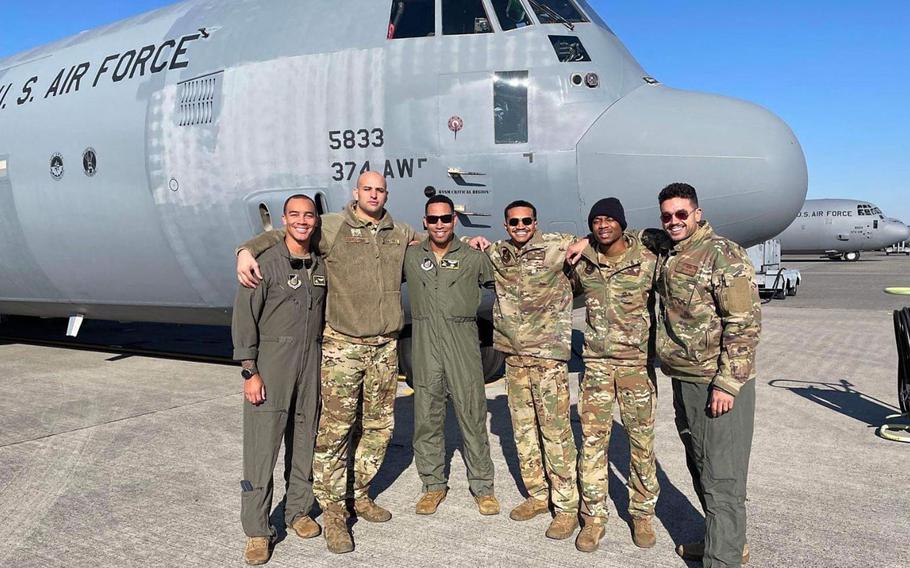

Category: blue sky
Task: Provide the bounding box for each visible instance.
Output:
[2,1,907,221]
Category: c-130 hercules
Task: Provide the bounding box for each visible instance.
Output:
[0,0,808,372]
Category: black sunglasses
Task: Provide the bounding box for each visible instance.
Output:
[426,214,454,224]
[507,217,535,227]
[289,258,313,270]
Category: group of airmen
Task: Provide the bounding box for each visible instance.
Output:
[230,170,761,568]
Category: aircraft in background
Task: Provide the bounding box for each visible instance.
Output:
[777,199,910,261]
[0,0,808,376]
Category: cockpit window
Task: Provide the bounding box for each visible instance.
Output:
[490,0,533,30]
[857,204,877,216]
[529,0,589,24]
[443,0,493,35]
[388,0,435,39]
[494,71,529,144]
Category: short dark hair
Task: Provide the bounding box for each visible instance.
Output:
[425,194,455,214]
[658,183,699,207]
[283,194,316,214]
[504,200,537,220]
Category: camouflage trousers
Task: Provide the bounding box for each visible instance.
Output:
[579,360,659,520]
[312,332,398,506]
[505,355,579,513]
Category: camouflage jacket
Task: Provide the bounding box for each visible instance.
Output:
[655,221,761,396]
[573,231,657,364]
[487,232,575,362]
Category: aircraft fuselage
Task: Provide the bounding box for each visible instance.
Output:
[0,0,808,325]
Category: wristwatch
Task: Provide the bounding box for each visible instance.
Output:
[241,368,258,380]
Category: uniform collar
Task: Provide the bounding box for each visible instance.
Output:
[504,230,544,253]
[671,221,714,253]
[343,201,394,230]
[279,238,313,260]
[420,235,462,256]
[580,232,640,267]
[278,239,319,271]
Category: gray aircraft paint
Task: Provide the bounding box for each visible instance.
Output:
[0,0,808,325]
[777,198,910,257]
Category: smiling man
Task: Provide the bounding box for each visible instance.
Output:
[655,182,760,567]
[235,172,420,554]
[570,197,661,552]
[468,200,581,541]
[232,195,326,565]
[404,195,499,516]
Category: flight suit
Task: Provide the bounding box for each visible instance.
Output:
[232,241,326,538]
[403,238,496,496]
[573,231,660,522]
[656,221,761,568]
[240,202,418,507]
[485,232,578,513]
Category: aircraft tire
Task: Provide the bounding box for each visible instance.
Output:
[397,321,505,388]
[478,318,505,383]
[398,328,414,388]
[843,251,860,261]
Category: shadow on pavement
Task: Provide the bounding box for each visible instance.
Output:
[372,393,416,497]
[768,378,899,426]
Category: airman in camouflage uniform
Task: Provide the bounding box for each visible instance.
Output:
[237,171,419,554]
[656,183,760,568]
[570,197,661,552]
[475,200,580,540]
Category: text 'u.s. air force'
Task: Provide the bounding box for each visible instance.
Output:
[0,32,205,112]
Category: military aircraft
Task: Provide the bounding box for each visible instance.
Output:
[776,199,910,261]
[0,0,808,376]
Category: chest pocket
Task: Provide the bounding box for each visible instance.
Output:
[612,265,647,310]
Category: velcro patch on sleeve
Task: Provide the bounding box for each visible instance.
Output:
[721,277,754,313]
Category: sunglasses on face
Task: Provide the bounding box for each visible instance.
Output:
[425,214,454,224]
[507,217,535,227]
[660,209,696,224]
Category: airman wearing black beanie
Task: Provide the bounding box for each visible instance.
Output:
[587,198,627,231]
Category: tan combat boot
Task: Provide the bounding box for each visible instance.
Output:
[676,540,750,564]
[509,496,549,521]
[631,516,656,548]
[575,514,606,553]
[243,536,272,565]
[322,503,354,554]
[415,489,448,515]
[545,512,579,540]
[289,515,321,539]
[354,496,392,522]
[474,494,501,516]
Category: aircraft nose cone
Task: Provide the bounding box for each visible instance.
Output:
[576,84,808,246]
[884,219,910,244]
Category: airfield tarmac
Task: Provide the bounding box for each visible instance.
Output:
[1,253,908,568]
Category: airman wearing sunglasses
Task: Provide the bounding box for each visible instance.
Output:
[404,195,500,517]
[568,198,662,552]
[468,200,581,541]
[655,182,760,568]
